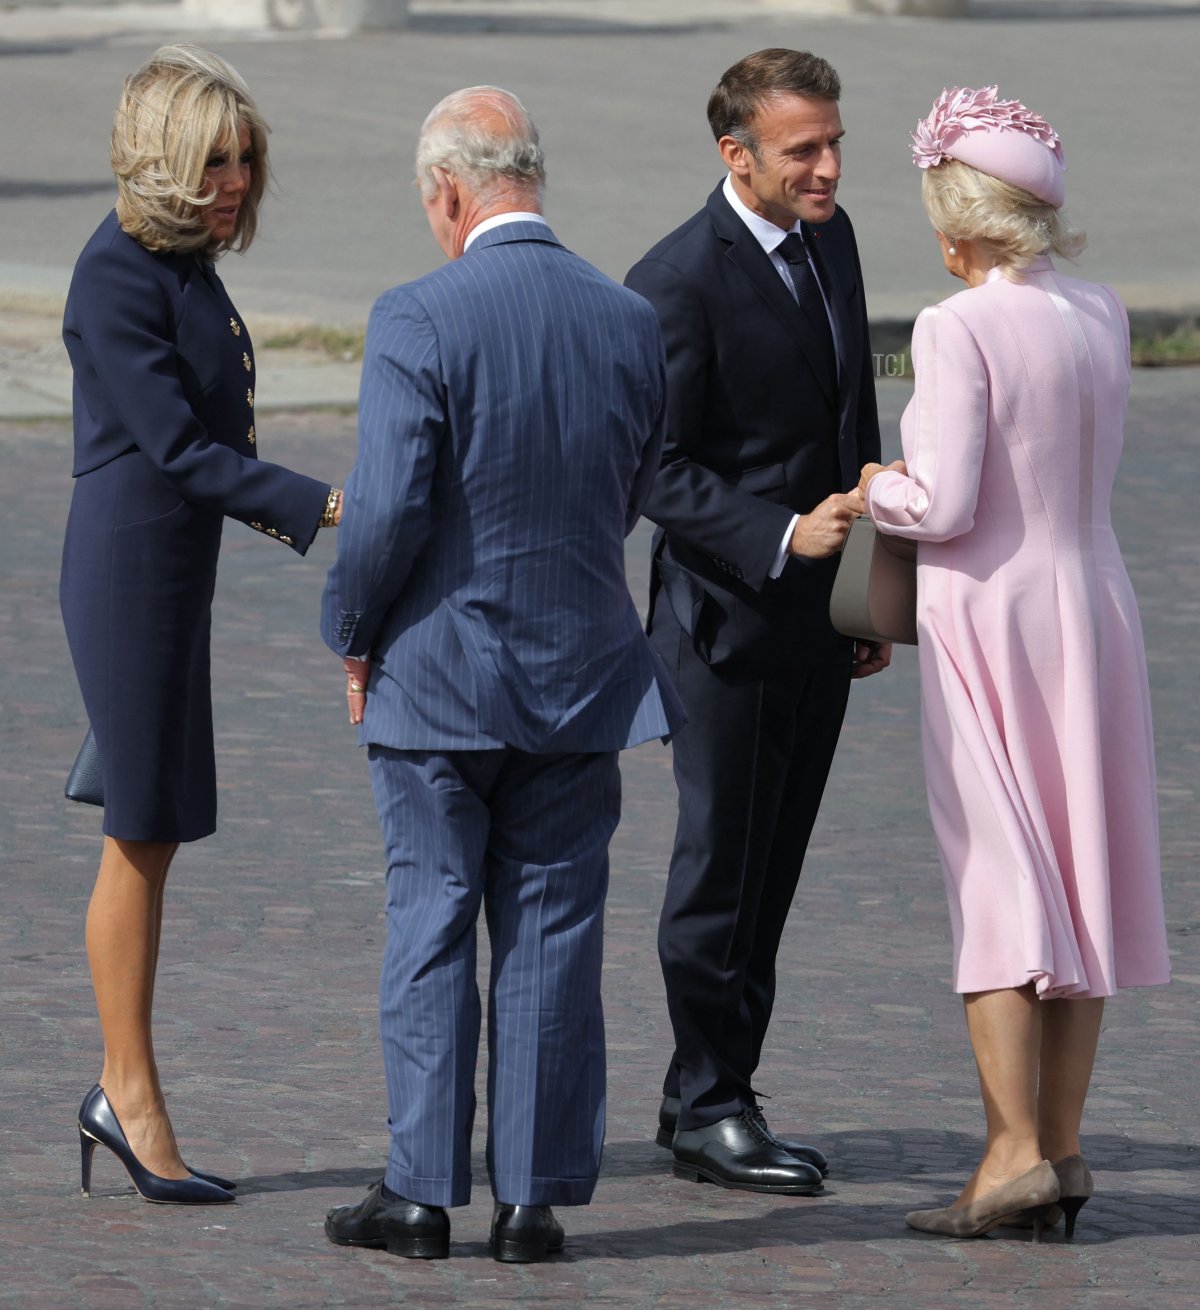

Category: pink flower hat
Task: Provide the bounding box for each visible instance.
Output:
[912,85,1066,208]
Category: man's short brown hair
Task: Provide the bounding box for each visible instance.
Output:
[707,48,841,159]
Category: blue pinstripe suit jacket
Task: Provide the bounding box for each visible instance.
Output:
[321,220,684,753]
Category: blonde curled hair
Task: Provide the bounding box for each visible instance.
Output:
[922,158,1085,280]
[111,44,269,256]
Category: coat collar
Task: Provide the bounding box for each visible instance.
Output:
[467,219,562,254]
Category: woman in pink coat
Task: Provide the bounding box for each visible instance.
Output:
[858,88,1170,1241]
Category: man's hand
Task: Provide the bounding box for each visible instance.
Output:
[789,492,861,559]
[344,655,370,725]
[851,640,892,679]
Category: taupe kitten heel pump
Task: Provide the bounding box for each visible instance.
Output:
[905,1161,1060,1241]
[1051,1154,1094,1241]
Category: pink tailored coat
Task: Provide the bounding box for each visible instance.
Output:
[867,258,1170,998]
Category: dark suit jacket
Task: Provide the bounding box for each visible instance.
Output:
[625,183,881,680]
[63,209,328,550]
[59,210,329,841]
[321,221,684,753]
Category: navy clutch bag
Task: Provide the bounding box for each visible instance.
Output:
[65,728,103,807]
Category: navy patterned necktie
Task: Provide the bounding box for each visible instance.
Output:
[777,229,836,380]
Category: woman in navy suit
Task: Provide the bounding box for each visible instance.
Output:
[61,45,342,1204]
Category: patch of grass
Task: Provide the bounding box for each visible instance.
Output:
[1130,327,1200,368]
[877,325,1200,378]
[260,324,365,361]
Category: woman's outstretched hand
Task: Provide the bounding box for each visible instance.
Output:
[858,459,908,499]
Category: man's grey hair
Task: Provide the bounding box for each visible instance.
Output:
[416,86,545,203]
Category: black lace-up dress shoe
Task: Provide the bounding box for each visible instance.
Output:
[657,1095,829,1176]
[324,1180,450,1259]
[671,1110,825,1195]
[490,1203,565,1262]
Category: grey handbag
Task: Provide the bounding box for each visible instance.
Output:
[65,727,103,806]
[829,516,918,645]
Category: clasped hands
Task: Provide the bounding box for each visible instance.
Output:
[857,459,908,501]
[786,460,906,562]
[338,459,911,720]
[786,458,907,682]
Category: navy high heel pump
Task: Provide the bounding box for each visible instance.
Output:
[78,1084,234,1204]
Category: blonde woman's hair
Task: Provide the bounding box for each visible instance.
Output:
[111,44,269,256]
[922,158,1086,279]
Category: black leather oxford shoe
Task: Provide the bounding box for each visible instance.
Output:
[657,1095,829,1176]
[324,1180,450,1259]
[671,1110,825,1195]
[490,1203,565,1263]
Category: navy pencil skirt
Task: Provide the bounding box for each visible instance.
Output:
[60,450,224,842]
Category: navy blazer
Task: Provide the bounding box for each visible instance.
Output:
[63,210,328,549]
[626,184,881,678]
[322,221,684,754]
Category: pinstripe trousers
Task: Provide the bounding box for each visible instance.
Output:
[368,744,620,1207]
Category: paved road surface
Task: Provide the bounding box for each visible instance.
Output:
[2,5,1198,325]
[1,371,1197,1307]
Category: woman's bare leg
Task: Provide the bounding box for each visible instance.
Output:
[148,854,174,1004]
[956,984,1045,1206]
[86,835,189,1179]
[1036,997,1104,1163]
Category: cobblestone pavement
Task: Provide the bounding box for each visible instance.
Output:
[1,374,1197,1307]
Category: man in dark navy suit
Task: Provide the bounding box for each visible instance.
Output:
[321,87,682,1261]
[626,48,889,1195]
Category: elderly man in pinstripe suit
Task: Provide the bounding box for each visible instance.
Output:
[320,87,683,1263]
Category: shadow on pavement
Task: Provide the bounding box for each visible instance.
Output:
[237,1165,380,1195]
[573,1206,900,1259]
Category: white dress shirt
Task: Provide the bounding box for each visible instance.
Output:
[464,211,549,249]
